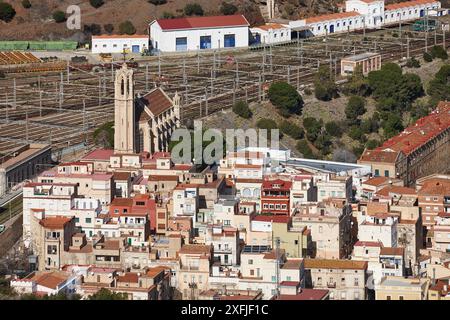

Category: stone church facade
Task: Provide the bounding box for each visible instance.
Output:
[114,63,180,155]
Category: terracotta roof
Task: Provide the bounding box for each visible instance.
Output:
[376,185,417,197]
[359,149,400,164]
[113,172,131,181]
[418,179,450,196]
[282,259,303,270]
[148,175,179,182]
[82,149,114,161]
[304,258,368,270]
[39,216,73,229]
[33,272,70,289]
[277,289,329,300]
[305,11,361,24]
[253,215,290,224]
[264,249,285,260]
[253,23,288,31]
[117,273,139,283]
[354,241,383,247]
[155,15,249,31]
[142,88,173,117]
[179,244,212,255]
[374,102,450,156]
[380,247,405,256]
[111,198,133,207]
[385,0,439,11]
[280,281,301,287]
[364,176,390,187]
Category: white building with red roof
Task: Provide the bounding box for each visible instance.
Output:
[149,15,250,52]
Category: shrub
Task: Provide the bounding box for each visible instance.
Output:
[256,118,279,139]
[84,24,102,36]
[406,57,420,68]
[52,11,66,23]
[22,0,31,9]
[431,45,448,60]
[279,120,304,139]
[104,24,114,34]
[325,121,343,138]
[314,65,338,101]
[348,126,364,141]
[345,96,366,121]
[303,117,323,142]
[423,52,433,62]
[268,82,304,117]
[149,0,167,5]
[365,139,380,149]
[161,11,175,19]
[232,101,252,119]
[184,3,204,16]
[427,64,450,103]
[220,2,238,15]
[89,0,104,9]
[119,21,136,35]
[296,140,315,159]
[304,87,312,96]
[0,2,16,22]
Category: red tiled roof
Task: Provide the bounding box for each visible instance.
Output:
[253,215,290,224]
[385,0,439,11]
[418,179,450,196]
[253,23,287,31]
[155,15,249,31]
[305,11,361,24]
[359,149,400,164]
[354,241,382,247]
[277,289,329,300]
[82,149,114,161]
[376,185,416,197]
[118,273,139,283]
[142,88,173,117]
[304,258,368,270]
[39,216,73,229]
[363,176,390,187]
[375,102,450,156]
[380,247,405,256]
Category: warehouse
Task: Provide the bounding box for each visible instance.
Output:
[340,52,382,76]
[91,35,149,54]
[149,15,250,53]
[250,23,291,44]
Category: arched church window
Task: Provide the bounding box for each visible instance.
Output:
[121,79,125,95]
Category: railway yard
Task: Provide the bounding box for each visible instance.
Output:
[0,21,448,159]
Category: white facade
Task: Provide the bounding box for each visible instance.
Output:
[384,1,442,25]
[346,0,385,28]
[149,15,250,53]
[251,24,291,44]
[91,35,149,54]
[358,215,398,247]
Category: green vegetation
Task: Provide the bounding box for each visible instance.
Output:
[431,45,448,60]
[279,120,304,139]
[93,122,114,148]
[345,96,366,124]
[406,57,421,68]
[381,112,404,139]
[22,0,31,9]
[423,52,433,62]
[268,82,304,117]
[0,2,16,22]
[256,118,278,131]
[303,117,323,142]
[232,101,252,119]
[427,64,450,103]
[161,11,175,19]
[325,121,343,138]
[88,288,127,300]
[89,0,104,8]
[343,65,370,96]
[52,11,66,23]
[296,140,315,159]
[104,24,114,34]
[314,65,338,101]
[119,21,136,35]
[184,3,204,16]
[220,2,238,15]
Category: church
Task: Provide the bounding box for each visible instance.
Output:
[114,63,181,155]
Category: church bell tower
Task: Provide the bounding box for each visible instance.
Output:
[114,63,135,154]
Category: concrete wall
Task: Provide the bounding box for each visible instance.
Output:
[0,215,23,258]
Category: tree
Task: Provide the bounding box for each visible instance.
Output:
[423,52,433,62]
[232,101,252,119]
[22,0,31,9]
[52,10,66,23]
[313,133,333,155]
[184,3,204,16]
[104,24,114,34]
[84,24,102,36]
[268,82,304,117]
[314,65,338,101]
[343,65,370,96]
[365,139,380,149]
[220,2,238,15]
[431,45,448,60]
[119,21,136,35]
[303,117,323,142]
[382,113,404,139]
[256,118,278,131]
[427,64,450,103]
[149,0,167,5]
[89,0,105,9]
[93,122,114,148]
[406,57,421,68]
[88,288,128,300]
[348,126,364,141]
[279,120,304,139]
[296,140,315,159]
[0,2,16,22]
[345,96,366,122]
[325,121,343,138]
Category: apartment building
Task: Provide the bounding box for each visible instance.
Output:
[304,259,368,300]
[417,175,450,229]
[292,199,353,259]
[316,174,352,202]
[204,225,240,266]
[375,276,430,300]
[261,179,292,216]
[359,213,399,247]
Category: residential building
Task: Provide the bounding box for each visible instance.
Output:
[375,276,430,300]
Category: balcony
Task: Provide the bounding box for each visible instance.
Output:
[327,282,336,288]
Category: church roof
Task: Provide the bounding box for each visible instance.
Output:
[141,88,173,117]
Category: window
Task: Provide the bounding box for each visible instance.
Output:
[271,276,276,282]
[374,169,380,176]
[384,170,389,177]
[175,37,188,51]
[85,218,92,223]
[200,35,212,49]
[249,259,253,265]
[224,34,236,48]
[354,278,359,286]
[386,295,391,300]
[399,296,404,300]
[47,245,57,254]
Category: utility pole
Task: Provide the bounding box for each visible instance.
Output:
[275,237,281,300]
